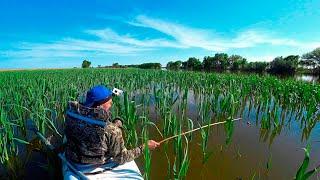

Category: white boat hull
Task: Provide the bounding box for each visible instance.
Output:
[62,158,143,180]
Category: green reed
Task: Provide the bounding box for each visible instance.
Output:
[0,68,319,178]
[295,144,319,180]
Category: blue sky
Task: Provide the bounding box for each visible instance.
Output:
[0,0,320,68]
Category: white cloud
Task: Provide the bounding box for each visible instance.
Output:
[2,14,320,60]
[85,28,185,48]
[229,29,320,49]
[129,15,320,51]
[4,36,155,59]
[129,15,226,51]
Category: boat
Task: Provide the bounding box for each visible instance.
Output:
[62,154,144,180]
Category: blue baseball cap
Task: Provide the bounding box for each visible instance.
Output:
[84,85,113,107]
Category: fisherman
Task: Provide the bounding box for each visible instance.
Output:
[64,85,160,166]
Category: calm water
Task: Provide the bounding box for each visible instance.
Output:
[136,119,320,179]
[295,75,319,83]
[133,92,320,179]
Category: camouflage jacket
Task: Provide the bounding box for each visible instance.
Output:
[64,101,143,165]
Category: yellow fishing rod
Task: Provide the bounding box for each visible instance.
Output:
[158,118,242,144]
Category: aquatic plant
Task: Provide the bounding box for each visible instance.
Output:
[295,144,319,180]
[0,68,319,178]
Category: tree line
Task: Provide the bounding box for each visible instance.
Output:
[82,62,162,69]
[81,47,319,76]
[166,48,320,76]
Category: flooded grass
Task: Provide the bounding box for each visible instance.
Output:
[0,69,319,179]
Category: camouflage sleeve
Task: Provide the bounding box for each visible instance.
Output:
[106,125,143,165]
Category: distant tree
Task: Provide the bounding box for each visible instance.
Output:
[166,61,173,69]
[82,60,91,68]
[203,53,229,71]
[229,55,247,71]
[182,57,202,71]
[166,60,182,70]
[127,64,139,68]
[301,47,320,75]
[173,61,182,70]
[138,63,161,69]
[214,53,229,70]
[112,63,120,68]
[98,65,102,68]
[299,59,317,69]
[269,55,299,75]
[243,62,269,73]
[202,56,215,71]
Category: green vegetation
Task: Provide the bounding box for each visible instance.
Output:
[166,61,182,70]
[92,47,320,76]
[243,61,269,73]
[164,47,319,76]
[295,144,319,180]
[269,55,299,75]
[202,53,229,71]
[137,63,162,69]
[182,57,202,71]
[81,60,91,68]
[301,47,320,76]
[0,68,319,179]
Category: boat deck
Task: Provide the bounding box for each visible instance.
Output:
[63,159,143,180]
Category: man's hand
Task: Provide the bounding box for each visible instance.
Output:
[113,119,123,128]
[112,117,123,128]
[148,140,160,150]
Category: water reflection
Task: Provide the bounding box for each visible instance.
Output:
[137,90,320,179]
[295,75,319,83]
